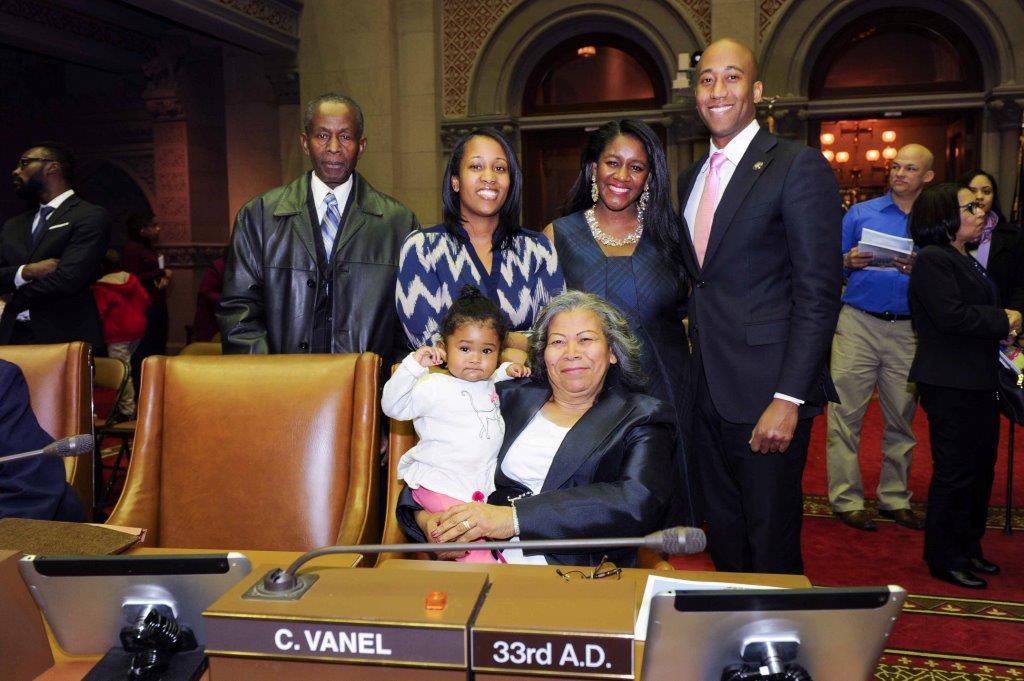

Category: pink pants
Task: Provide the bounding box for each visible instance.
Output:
[411,487,499,563]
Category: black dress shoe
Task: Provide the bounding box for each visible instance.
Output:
[969,557,1001,575]
[929,565,987,589]
[879,508,925,530]
[835,510,877,531]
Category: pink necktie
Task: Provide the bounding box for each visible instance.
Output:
[693,152,727,267]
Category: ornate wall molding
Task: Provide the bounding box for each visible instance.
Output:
[215,0,299,36]
[758,0,788,41]
[671,0,710,44]
[442,0,520,118]
[159,243,227,268]
[0,0,153,55]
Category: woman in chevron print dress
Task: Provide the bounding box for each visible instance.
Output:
[396,128,563,356]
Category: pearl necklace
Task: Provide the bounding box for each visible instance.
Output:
[585,207,643,247]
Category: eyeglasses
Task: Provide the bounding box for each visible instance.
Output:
[18,157,55,168]
[556,555,621,581]
[960,201,981,215]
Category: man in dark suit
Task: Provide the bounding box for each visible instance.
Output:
[0,142,110,347]
[218,93,418,364]
[0,359,85,520]
[677,39,842,574]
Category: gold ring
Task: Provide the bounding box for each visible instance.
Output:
[461,519,471,531]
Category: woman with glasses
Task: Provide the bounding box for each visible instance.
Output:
[397,290,677,567]
[959,168,1024,313]
[907,183,1022,589]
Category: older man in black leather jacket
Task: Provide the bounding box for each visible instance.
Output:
[218,93,418,363]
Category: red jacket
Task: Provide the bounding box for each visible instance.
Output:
[92,272,151,343]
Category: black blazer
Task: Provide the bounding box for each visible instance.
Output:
[984,218,1024,313]
[909,244,1009,391]
[0,360,84,521]
[676,128,843,422]
[397,375,678,567]
[0,194,110,346]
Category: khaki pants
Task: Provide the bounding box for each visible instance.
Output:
[826,305,917,512]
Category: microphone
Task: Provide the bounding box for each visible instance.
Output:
[255,526,706,598]
[1,434,94,463]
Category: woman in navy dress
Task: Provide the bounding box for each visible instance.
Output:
[543,119,696,523]
[397,128,563,359]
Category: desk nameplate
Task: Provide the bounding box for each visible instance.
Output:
[206,617,467,668]
[472,628,634,679]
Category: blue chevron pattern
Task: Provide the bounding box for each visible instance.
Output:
[396,224,565,347]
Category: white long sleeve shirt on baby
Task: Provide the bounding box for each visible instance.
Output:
[382,353,514,502]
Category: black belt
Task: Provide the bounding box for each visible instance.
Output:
[861,309,911,322]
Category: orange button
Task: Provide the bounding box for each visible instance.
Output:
[425,591,447,610]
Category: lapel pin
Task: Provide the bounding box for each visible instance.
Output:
[753,161,765,171]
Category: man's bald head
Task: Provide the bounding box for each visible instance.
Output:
[700,38,760,82]
[890,143,934,200]
[694,38,763,148]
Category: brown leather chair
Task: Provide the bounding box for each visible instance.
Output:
[377,367,670,569]
[0,342,93,519]
[177,342,222,356]
[106,353,382,551]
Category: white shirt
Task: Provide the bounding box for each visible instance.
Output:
[499,411,571,565]
[682,119,803,406]
[309,172,354,256]
[683,119,760,240]
[383,353,513,502]
[14,189,76,321]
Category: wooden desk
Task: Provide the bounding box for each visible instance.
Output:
[30,548,362,681]
[379,559,810,679]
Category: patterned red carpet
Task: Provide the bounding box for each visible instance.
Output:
[673,399,1024,679]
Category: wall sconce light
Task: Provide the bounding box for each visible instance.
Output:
[882,146,898,160]
[822,150,835,162]
[577,46,597,57]
[865,149,881,162]
[835,151,850,163]
[881,130,897,143]
[820,132,836,146]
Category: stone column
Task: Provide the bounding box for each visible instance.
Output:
[142,44,191,244]
[710,0,757,46]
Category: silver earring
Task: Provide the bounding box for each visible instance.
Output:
[591,177,599,204]
[636,183,650,226]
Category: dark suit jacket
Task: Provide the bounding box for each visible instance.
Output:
[0,194,110,346]
[909,244,1009,391]
[0,360,84,521]
[677,129,843,422]
[985,218,1024,313]
[398,375,678,567]
[218,172,418,362]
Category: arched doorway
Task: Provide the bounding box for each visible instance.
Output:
[806,8,985,205]
[76,159,153,250]
[520,33,667,229]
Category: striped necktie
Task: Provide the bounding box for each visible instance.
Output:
[321,193,341,259]
[32,205,55,247]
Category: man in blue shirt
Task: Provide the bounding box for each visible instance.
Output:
[827,144,933,531]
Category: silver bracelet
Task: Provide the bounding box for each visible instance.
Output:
[511,505,520,537]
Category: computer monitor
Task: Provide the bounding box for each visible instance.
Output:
[642,585,906,681]
[19,553,251,654]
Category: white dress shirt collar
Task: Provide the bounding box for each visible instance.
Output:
[711,118,761,167]
[309,171,354,227]
[44,189,75,212]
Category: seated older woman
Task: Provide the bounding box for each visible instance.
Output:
[397,290,678,567]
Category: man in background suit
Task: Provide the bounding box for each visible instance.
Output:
[0,142,110,348]
[218,92,418,364]
[0,359,85,520]
[678,39,842,574]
